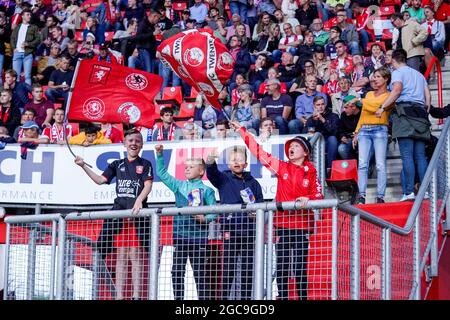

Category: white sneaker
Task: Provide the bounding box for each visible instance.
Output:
[400,192,415,202]
[424,192,430,199]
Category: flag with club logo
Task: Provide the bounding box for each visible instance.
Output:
[67,59,163,128]
[157,29,235,110]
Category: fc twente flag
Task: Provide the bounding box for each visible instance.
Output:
[67,59,163,128]
[157,29,235,110]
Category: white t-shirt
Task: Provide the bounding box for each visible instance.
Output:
[16,23,29,53]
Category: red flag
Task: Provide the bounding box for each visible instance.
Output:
[67,59,162,128]
[157,29,234,110]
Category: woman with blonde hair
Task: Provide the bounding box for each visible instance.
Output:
[353,67,392,204]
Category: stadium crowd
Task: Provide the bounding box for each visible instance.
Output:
[0,0,448,204]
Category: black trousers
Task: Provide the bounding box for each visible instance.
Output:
[276,228,309,300]
[222,233,255,300]
[172,238,208,300]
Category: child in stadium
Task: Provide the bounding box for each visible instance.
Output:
[206,145,264,300]
[155,144,216,300]
[69,124,112,146]
[231,121,323,300]
[74,128,153,300]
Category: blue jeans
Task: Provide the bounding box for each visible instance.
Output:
[128,49,153,73]
[45,88,69,106]
[288,119,305,134]
[229,1,248,24]
[159,60,181,92]
[12,51,33,85]
[347,41,361,56]
[398,138,428,195]
[274,116,288,135]
[359,30,372,53]
[338,139,355,159]
[0,54,4,86]
[325,135,338,170]
[272,48,298,63]
[357,125,388,198]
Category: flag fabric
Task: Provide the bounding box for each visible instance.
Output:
[67,59,162,128]
[157,29,235,110]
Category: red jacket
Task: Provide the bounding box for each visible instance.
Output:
[329,54,354,77]
[239,128,323,231]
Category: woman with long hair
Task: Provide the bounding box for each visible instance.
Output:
[353,67,392,204]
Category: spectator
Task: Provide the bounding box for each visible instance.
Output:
[337,95,361,160]
[45,56,74,106]
[69,124,112,146]
[123,0,145,28]
[64,40,84,71]
[50,25,70,52]
[282,0,299,18]
[234,23,250,49]
[278,51,301,88]
[235,124,323,300]
[177,9,192,30]
[248,53,268,92]
[10,9,40,85]
[61,2,81,34]
[226,13,251,40]
[312,45,330,81]
[258,117,276,141]
[128,9,161,73]
[260,78,293,134]
[24,84,54,128]
[36,42,61,85]
[258,67,288,98]
[0,126,16,145]
[206,146,263,300]
[228,84,260,132]
[422,6,446,82]
[74,129,153,300]
[352,2,374,54]
[228,35,251,87]
[31,0,53,28]
[311,18,330,47]
[331,76,359,115]
[329,40,353,78]
[304,95,339,174]
[364,43,385,77]
[407,0,426,23]
[101,123,124,143]
[189,0,208,25]
[205,7,220,30]
[2,69,31,112]
[230,73,249,106]
[325,25,341,60]
[41,108,72,144]
[353,67,392,204]
[194,93,225,137]
[54,0,69,25]
[385,49,394,72]
[83,16,104,44]
[0,89,21,136]
[289,74,328,134]
[215,119,230,138]
[155,144,217,300]
[290,60,324,99]
[295,0,319,31]
[0,14,10,87]
[152,107,182,141]
[390,12,428,71]
[274,9,300,37]
[265,23,282,53]
[297,30,316,68]
[213,15,227,43]
[377,49,431,202]
[93,42,119,63]
[274,22,303,62]
[335,9,360,55]
[251,12,274,45]
[40,15,58,44]
[229,0,249,24]
[13,107,36,141]
[17,120,48,144]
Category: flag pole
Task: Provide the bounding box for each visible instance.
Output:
[64,59,92,168]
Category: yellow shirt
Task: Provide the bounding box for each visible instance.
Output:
[69,131,112,145]
[355,91,391,133]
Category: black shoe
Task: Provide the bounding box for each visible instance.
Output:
[357,195,366,204]
[376,197,385,204]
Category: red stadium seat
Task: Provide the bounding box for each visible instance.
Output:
[54,103,63,109]
[104,31,114,42]
[378,6,395,16]
[175,102,196,119]
[74,31,84,42]
[67,122,79,136]
[184,87,198,102]
[173,2,187,11]
[156,86,183,105]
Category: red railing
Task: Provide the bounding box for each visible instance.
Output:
[423,56,444,125]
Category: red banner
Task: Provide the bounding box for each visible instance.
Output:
[157,29,234,110]
[67,59,162,128]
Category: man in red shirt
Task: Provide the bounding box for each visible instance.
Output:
[329,40,354,78]
[24,84,54,128]
[41,108,73,144]
[352,2,374,53]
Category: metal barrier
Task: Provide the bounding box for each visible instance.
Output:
[3,200,338,300]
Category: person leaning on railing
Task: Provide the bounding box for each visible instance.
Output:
[231,120,323,300]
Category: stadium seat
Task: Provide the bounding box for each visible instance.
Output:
[378,6,395,16]
[175,102,196,119]
[381,0,401,5]
[184,87,198,102]
[173,2,187,11]
[156,86,183,105]
[67,122,79,136]
[74,31,84,42]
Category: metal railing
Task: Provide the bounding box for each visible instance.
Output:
[338,117,450,299]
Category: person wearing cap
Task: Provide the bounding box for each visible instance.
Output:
[353,67,392,204]
[232,120,323,300]
[213,15,228,44]
[93,42,119,64]
[17,120,48,144]
[337,95,361,160]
